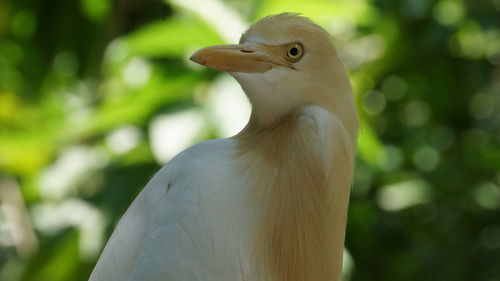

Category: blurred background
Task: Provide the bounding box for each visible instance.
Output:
[0,0,499,280]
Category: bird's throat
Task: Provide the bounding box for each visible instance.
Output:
[232,72,303,128]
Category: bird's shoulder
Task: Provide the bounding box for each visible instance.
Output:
[299,105,340,131]
[298,105,351,171]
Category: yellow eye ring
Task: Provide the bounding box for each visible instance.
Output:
[285,42,304,61]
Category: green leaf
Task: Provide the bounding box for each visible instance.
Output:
[357,119,385,168]
[255,0,379,25]
[79,72,203,136]
[125,16,224,58]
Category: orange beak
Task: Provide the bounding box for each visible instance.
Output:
[190,43,278,73]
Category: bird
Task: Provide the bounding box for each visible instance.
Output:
[89,13,358,281]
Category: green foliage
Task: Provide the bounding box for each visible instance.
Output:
[0,0,499,280]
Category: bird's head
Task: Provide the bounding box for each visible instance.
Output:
[191,13,353,127]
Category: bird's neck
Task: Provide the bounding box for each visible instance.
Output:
[233,71,358,140]
[234,103,357,281]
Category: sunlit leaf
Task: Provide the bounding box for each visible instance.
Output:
[357,119,384,168]
[255,0,379,25]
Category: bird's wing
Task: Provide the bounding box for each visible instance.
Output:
[89,139,253,281]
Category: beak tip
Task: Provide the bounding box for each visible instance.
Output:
[190,54,205,65]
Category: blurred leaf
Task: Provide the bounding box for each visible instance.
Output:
[79,71,204,136]
[0,132,55,176]
[255,0,379,25]
[357,119,385,168]
[22,230,79,281]
[126,16,224,58]
[79,0,110,22]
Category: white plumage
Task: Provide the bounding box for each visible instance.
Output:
[90,139,256,280]
[90,13,358,281]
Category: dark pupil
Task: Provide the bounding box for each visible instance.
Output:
[289,47,299,56]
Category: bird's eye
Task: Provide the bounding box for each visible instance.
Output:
[285,42,304,62]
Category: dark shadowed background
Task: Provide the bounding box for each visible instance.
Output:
[0,0,499,280]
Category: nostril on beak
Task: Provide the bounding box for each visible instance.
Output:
[240,49,253,53]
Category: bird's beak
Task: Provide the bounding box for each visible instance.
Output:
[190,43,278,73]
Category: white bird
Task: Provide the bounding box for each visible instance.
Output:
[89,13,358,281]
